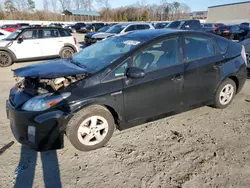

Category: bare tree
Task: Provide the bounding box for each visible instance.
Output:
[58,0,70,11]
[43,0,49,12]
[73,0,81,10]
[51,0,57,12]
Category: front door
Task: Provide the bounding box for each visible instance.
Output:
[123,36,185,122]
[182,34,221,107]
[13,29,42,59]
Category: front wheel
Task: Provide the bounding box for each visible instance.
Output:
[212,79,236,109]
[0,51,13,67]
[66,105,115,151]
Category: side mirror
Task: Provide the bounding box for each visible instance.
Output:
[17,37,23,44]
[126,67,145,79]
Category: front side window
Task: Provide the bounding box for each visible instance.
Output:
[133,37,179,72]
[42,29,59,38]
[184,36,215,61]
[20,30,39,39]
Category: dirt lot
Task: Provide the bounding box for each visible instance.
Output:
[0,34,250,188]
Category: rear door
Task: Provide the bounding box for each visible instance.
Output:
[40,28,62,56]
[182,34,222,107]
[123,36,185,122]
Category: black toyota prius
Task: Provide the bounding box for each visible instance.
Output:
[6,29,247,152]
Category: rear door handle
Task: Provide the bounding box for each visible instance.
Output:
[172,74,183,82]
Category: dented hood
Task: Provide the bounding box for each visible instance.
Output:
[13,59,87,78]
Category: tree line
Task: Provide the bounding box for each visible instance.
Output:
[0,0,191,21]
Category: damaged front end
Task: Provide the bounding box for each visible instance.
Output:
[7,62,88,151]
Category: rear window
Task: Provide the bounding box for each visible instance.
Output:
[204,24,213,27]
[214,38,229,54]
[218,26,230,30]
[59,29,71,37]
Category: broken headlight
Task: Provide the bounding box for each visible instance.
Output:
[21,92,71,111]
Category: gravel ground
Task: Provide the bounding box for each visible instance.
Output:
[0,34,250,188]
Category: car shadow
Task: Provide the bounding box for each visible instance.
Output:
[14,145,62,188]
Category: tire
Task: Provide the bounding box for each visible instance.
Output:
[0,51,13,67]
[229,34,234,40]
[212,78,236,109]
[59,47,75,59]
[66,105,115,151]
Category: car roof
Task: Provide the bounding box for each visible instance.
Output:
[117,22,151,26]
[19,26,66,30]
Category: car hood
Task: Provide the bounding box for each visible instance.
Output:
[86,32,97,37]
[13,59,87,78]
[92,32,115,39]
[0,40,13,47]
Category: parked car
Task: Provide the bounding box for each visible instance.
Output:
[30,24,42,27]
[6,29,247,151]
[91,22,154,44]
[166,20,203,30]
[154,22,170,29]
[66,23,86,33]
[202,23,224,33]
[1,24,20,32]
[0,27,78,67]
[84,25,111,45]
[214,25,245,40]
[239,22,250,40]
[17,23,30,27]
[240,38,250,70]
[0,29,11,40]
[79,23,106,33]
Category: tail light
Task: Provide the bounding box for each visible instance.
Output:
[241,46,247,66]
[74,37,77,45]
[223,30,230,34]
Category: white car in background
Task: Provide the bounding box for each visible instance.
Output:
[0,27,79,67]
[91,22,155,42]
[0,29,11,40]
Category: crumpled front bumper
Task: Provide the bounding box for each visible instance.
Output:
[6,100,72,151]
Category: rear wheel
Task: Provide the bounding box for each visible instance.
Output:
[59,47,75,59]
[66,105,115,151]
[212,79,236,109]
[0,51,13,67]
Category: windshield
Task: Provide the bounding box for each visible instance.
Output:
[71,36,142,73]
[166,21,181,28]
[106,25,126,34]
[5,29,22,40]
[98,26,110,32]
[155,23,168,29]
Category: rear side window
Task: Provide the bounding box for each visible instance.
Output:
[59,29,71,37]
[214,38,229,54]
[125,25,136,32]
[184,36,215,61]
[42,29,59,38]
[136,25,146,30]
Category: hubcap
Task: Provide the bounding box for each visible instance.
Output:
[219,84,234,105]
[62,49,73,58]
[77,116,109,146]
[0,53,10,66]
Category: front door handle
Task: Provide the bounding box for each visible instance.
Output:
[172,74,183,82]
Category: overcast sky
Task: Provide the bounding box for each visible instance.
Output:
[0,0,247,12]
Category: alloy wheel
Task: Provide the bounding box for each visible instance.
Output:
[219,84,234,105]
[77,116,109,146]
